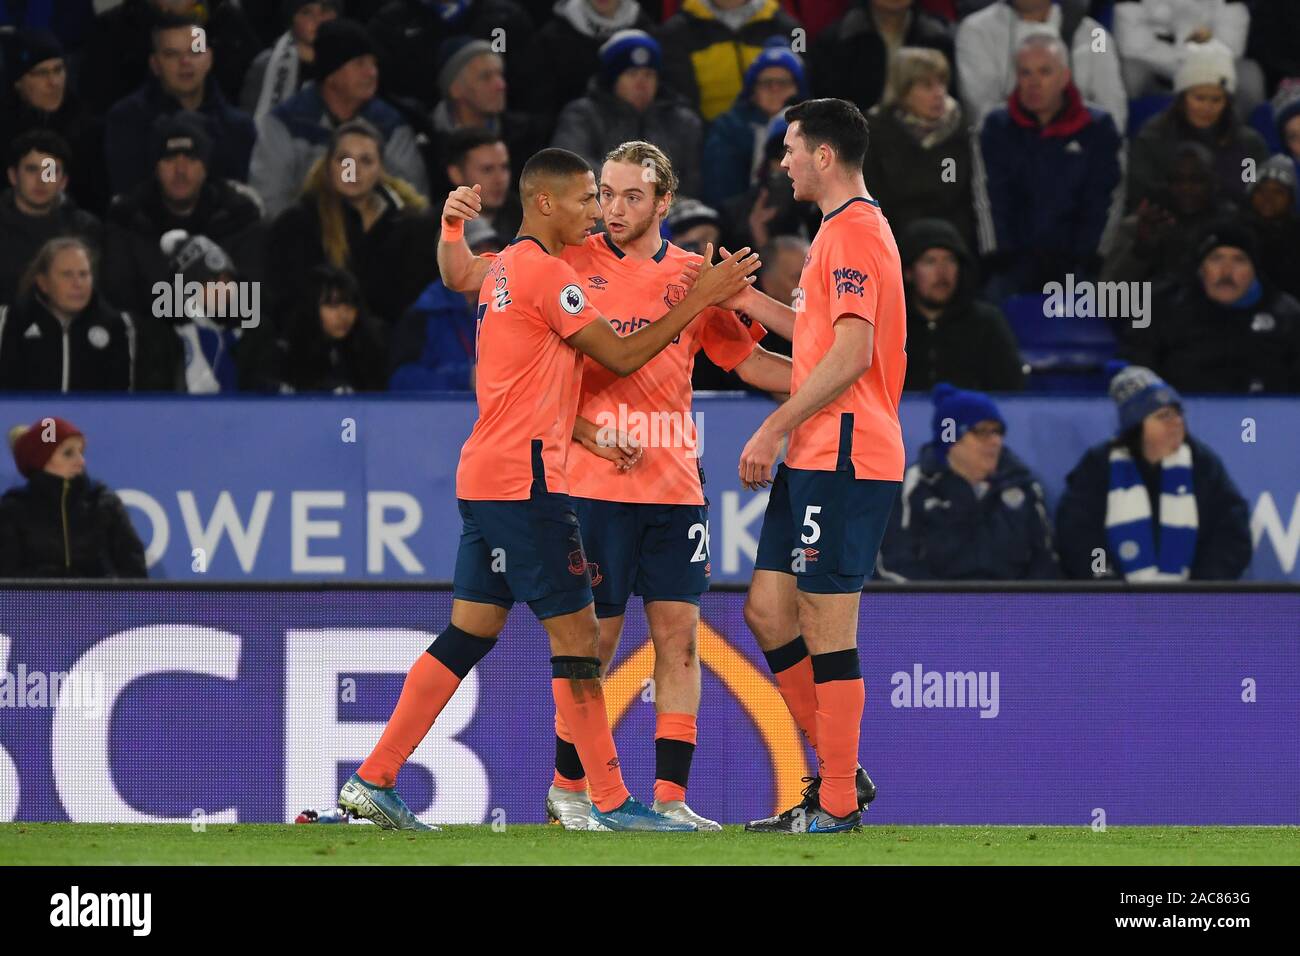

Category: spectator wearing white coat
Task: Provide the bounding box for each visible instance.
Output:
[1114,0,1265,119]
[956,0,1127,132]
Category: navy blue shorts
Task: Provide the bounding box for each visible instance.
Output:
[453,455,595,621]
[571,497,710,618]
[754,463,900,593]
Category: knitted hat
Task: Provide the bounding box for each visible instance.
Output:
[6,29,64,83]
[930,383,1004,452]
[8,417,83,478]
[599,29,661,87]
[465,216,503,251]
[1273,82,1300,147]
[1107,362,1182,433]
[150,111,213,166]
[312,18,375,82]
[665,197,720,235]
[438,38,495,100]
[1195,220,1259,270]
[161,230,237,284]
[742,39,807,101]
[1251,154,1297,196]
[1174,40,1236,95]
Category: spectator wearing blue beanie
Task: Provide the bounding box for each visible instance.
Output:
[702,39,805,210]
[1055,363,1251,581]
[551,29,704,198]
[878,383,1060,580]
[1272,85,1300,214]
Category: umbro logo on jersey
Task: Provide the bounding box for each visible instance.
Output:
[1065,141,1083,154]
[588,275,608,288]
[23,323,41,339]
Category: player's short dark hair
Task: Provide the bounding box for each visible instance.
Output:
[785,98,870,168]
[444,128,507,170]
[519,147,592,197]
[7,129,72,171]
[151,12,205,52]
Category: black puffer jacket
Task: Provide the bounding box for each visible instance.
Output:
[0,471,147,578]
[100,177,266,320]
[1122,280,1300,394]
[877,441,1059,581]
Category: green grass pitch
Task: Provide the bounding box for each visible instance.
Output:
[1,824,1297,865]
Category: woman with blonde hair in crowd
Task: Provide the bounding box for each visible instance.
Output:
[265,117,437,331]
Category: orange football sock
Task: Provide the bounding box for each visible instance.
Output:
[774,656,820,751]
[814,676,865,819]
[551,663,629,812]
[653,711,697,805]
[358,652,461,788]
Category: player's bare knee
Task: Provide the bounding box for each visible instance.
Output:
[744,596,788,648]
[652,626,698,669]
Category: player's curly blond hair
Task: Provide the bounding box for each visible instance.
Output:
[603,141,679,201]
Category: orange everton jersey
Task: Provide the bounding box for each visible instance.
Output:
[456,236,603,500]
[786,197,906,480]
[563,233,762,505]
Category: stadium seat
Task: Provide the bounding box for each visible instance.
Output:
[1126,93,1174,139]
[1001,293,1117,392]
[1250,101,1283,154]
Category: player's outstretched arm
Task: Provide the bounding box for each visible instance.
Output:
[437,184,493,292]
[679,247,796,341]
[739,316,874,490]
[567,244,760,377]
[733,345,793,396]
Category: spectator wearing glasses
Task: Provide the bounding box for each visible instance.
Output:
[701,40,805,210]
[877,384,1059,581]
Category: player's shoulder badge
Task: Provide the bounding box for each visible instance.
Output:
[559,284,586,315]
[663,283,686,308]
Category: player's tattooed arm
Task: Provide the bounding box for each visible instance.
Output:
[734,345,793,397]
[679,247,795,341]
[567,245,760,376]
[437,185,493,291]
[738,317,873,490]
[573,415,643,472]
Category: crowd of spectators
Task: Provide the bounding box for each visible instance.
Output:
[0,0,1294,580]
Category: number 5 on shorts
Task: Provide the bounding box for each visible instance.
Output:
[801,505,822,544]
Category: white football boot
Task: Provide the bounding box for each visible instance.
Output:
[652,799,722,831]
[546,785,608,831]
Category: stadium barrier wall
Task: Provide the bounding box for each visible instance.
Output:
[0,394,1297,582]
[1,583,1295,826]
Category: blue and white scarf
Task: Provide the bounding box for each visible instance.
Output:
[1105,443,1197,580]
